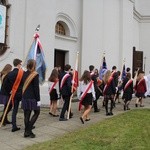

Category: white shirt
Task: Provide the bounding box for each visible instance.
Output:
[77,81,96,100]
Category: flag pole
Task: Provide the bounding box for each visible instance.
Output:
[67,52,79,120]
[133,68,139,86]
[0,95,12,128]
[120,58,126,81]
[23,25,40,67]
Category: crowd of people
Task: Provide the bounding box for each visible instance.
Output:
[0,58,149,137]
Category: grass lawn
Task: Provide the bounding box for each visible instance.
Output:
[24,109,150,150]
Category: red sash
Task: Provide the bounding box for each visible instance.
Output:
[137,78,144,86]
[49,80,58,94]
[60,74,70,89]
[11,69,24,105]
[124,79,133,91]
[103,77,113,95]
[79,81,93,111]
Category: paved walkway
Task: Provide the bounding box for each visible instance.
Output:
[0,97,150,150]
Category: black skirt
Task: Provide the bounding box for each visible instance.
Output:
[22,98,40,110]
[122,92,132,101]
[50,89,58,101]
[81,93,93,106]
[135,92,145,98]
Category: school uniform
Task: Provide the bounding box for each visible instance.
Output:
[90,72,101,112]
[122,77,133,102]
[0,74,12,124]
[103,77,116,115]
[22,70,40,137]
[135,78,147,98]
[77,81,96,106]
[59,71,72,120]
[4,68,24,131]
[48,81,59,101]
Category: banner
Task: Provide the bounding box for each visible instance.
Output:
[0,5,6,43]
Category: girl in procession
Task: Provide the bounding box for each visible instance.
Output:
[0,64,12,125]
[77,70,96,124]
[134,71,147,107]
[22,59,41,138]
[122,72,133,110]
[103,70,116,116]
[48,68,59,117]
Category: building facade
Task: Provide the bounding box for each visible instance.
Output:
[0,0,150,104]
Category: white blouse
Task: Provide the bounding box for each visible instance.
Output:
[48,81,59,94]
[77,81,96,100]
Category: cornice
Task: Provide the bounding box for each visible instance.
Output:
[133,7,150,23]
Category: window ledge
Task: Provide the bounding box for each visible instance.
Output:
[55,34,77,42]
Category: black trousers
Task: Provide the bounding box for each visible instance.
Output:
[93,90,101,111]
[12,99,20,128]
[60,96,70,118]
[24,109,40,133]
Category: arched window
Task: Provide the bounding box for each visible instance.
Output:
[55,22,66,35]
[0,0,10,56]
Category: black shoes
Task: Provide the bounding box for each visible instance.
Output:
[106,112,110,116]
[12,127,20,132]
[106,112,113,116]
[24,132,36,138]
[85,118,90,121]
[80,117,84,124]
[59,118,68,121]
[94,109,100,113]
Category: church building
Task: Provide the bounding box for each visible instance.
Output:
[0,0,150,104]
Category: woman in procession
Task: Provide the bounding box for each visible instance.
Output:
[77,70,96,124]
[0,64,12,125]
[134,71,147,107]
[103,70,116,116]
[122,72,133,111]
[22,59,41,138]
[48,68,59,117]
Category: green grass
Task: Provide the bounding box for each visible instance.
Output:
[24,109,150,150]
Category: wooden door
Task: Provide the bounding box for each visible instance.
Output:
[132,47,143,77]
[54,49,65,71]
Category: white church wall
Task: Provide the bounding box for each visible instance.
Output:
[81,0,104,73]
[103,0,120,70]
[140,23,150,75]
[119,0,134,72]
[133,19,140,50]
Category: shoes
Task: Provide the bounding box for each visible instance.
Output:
[140,105,144,107]
[109,112,113,115]
[52,114,59,117]
[24,132,36,138]
[127,107,130,110]
[49,112,53,115]
[80,117,84,124]
[85,118,90,121]
[135,104,138,107]
[94,109,100,113]
[59,118,68,121]
[106,112,110,116]
[124,105,126,111]
[12,127,20,132]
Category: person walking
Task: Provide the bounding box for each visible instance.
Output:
[22,59,41,138]
[78,70,95,124]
